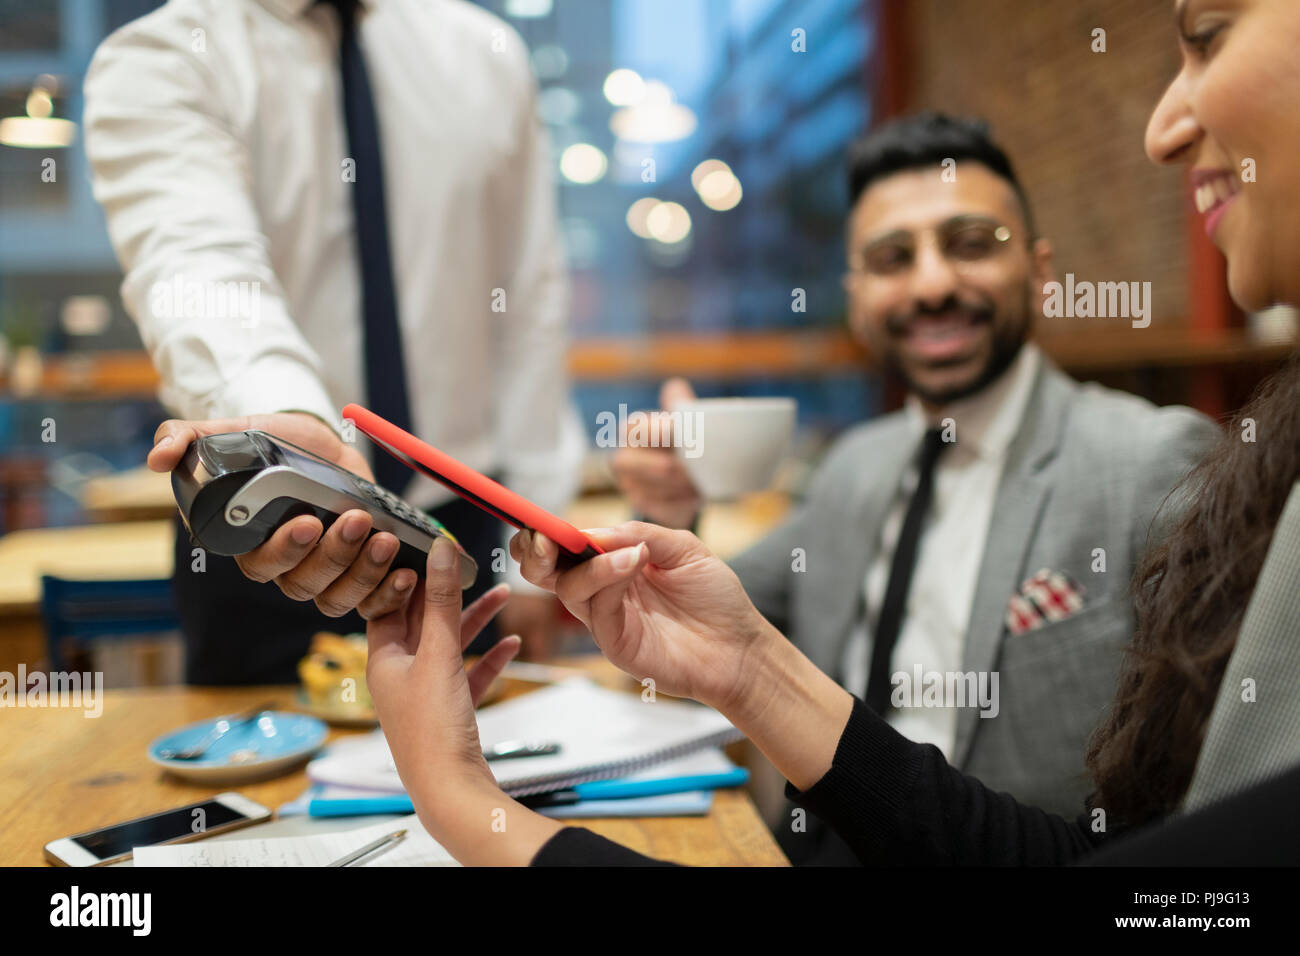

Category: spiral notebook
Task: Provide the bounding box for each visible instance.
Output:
[307,678,741,797]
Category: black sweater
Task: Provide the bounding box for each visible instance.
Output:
[532,696,1108,866]
[531,695,1300,866]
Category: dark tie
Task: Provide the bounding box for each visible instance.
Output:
[864,427,951,714]
[321,0,413,494]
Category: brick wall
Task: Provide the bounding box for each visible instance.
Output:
[897,0,1188,328]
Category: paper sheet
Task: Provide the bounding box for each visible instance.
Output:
[132,814,459,867]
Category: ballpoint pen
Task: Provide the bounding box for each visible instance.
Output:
[327,828,406,867]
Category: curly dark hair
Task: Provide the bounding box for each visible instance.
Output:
[1087,354,1300,828]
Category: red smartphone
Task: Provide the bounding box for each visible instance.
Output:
[342,403,604,566]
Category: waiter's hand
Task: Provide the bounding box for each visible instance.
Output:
[609,377,701,530]
[149,411,415,620]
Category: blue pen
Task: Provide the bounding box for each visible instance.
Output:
[308,768,750,816]
[574,768,749,800]
[520,768,751,809]
[309,794,415,817]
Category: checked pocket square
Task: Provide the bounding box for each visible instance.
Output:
[1006,568,1086,636]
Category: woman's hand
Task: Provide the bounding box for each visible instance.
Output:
[366,551,518,793]
[511,522,854,792]
[510,522,774,715]
[365,537,563,865]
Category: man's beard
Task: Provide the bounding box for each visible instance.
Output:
[882,289,1033,407]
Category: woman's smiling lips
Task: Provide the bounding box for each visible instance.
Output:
[1191,167,1242,240]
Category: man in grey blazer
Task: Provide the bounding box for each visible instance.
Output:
[613,113,1218,861]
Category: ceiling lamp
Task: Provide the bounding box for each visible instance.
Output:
[609,80,696,144]
[0,76,77,148]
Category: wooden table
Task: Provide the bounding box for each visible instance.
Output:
[0,664,789,867]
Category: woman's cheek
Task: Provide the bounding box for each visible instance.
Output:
[1225,254,1271,313]
[1222,192,1284,310]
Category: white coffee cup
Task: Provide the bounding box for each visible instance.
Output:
[669,397,796,500]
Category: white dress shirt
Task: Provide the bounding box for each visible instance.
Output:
[83,0,585,588]
[840,343,1041,758]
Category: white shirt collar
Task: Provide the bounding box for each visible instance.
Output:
[904,341,1042,462]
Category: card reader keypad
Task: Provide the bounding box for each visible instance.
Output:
[355,479,442,539]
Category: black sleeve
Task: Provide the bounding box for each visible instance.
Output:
[786,696,1109,865]
[1081,762,1300,866]
[530,826,680,866]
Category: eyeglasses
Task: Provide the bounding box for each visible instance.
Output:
[849,216,1018,278]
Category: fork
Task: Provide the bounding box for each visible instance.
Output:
[158,700,278,760]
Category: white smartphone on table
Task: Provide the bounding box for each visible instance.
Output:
[44,792,272,866]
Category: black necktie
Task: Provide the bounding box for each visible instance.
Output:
[322,0,413,494]
[864,427,950,714]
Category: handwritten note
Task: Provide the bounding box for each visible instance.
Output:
[132,814,459,867]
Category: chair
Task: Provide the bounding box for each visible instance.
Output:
[40,576,181,682]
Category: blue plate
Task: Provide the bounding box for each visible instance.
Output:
[148,711,329,785]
